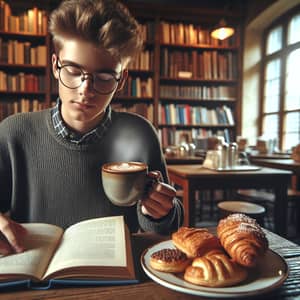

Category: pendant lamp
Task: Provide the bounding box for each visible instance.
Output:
[211,18,234,40]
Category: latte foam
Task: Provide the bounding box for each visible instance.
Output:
[104,162,146,173]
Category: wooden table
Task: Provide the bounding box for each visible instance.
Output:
[0,232,299,300]
[249,153,291,160]
[167,164,292,235]
[165,155,204,165]
[250,159,300,174]
[250,159,300,189]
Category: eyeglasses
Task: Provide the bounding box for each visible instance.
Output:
[56,58,122,95]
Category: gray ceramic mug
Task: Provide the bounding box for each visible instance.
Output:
[101,161,148,206]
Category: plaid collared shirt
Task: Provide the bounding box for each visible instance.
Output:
[51,98,112,145]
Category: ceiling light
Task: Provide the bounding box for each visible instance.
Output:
[211,19,235,40]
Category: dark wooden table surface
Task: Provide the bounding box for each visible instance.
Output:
[250,159,300,175]
[249,153,291,160]
[250,158,300,190]
[165,155,204,165]
[0,231,299,300]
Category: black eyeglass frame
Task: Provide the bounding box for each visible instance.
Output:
[55,58,122,95]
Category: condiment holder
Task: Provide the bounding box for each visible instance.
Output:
[203,142,253,171]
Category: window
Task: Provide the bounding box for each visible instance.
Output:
[261,9,300,151]
[266,26,282,54]
[287,13,300,44]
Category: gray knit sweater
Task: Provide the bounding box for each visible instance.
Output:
[0,109,183,234]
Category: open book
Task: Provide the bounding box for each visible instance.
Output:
[0,216,137,289]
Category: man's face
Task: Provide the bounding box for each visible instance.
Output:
[52,38,126,133]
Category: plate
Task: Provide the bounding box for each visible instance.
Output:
[141,240,288,298]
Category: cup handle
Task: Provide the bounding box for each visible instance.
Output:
[147,170,163,181]
[143,171,162,196]
[144,171,176,200]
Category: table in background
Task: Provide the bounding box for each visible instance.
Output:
[249,153,291,160]
[165,155,204,165]
[167,164,291,236]
[250,159,300,189]
[0,232,299,300]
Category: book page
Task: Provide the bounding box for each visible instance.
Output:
[0,223,63,281]
[43,216,127,279]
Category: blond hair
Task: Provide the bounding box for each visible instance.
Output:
[49,0,143,66]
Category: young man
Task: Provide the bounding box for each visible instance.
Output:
[0,0,183,255]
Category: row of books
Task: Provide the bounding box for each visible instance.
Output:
[139,22,155,43]
[159,127,232,148]
[160,48,237,80]
[127,50,153,71]
[0,71,45,92]
[0,1,47,34]
[111,102,153,122]
[118,76,153,97]
[159,21,237,47]
[0,98,45,121]
[0,38,47,65]
[160,85,236,100]
[158,104,234,126]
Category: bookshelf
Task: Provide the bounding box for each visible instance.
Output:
[0,1,50,120]
[112,20,156,122]
[157,20,239,147]
[0,1,243,149]
[115,4,242,148]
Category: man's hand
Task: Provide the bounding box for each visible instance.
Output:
[0,213,27,255]
[141,171,176,219]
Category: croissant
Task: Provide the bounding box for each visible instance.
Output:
[217,213,268,268]
[184,252,248,287]
[172,227,222,258]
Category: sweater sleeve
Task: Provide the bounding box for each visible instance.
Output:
[133,115,184,234]
[136,196,184,235]
[0,118,13,213]
[109,111,185,233]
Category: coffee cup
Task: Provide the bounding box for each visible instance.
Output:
[101,161,148,207]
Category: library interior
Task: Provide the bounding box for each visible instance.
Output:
[0,0,300,299]
[1,0,300,240]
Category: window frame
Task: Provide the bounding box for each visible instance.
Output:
[259,5,300,151]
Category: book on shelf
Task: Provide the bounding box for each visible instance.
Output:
[127,50,153,71]
[0,71,45,92]
[215,106,228,124]
[223,105,235,125]
[208,108,218,125]
[159,104,235,126]
[139,22,155,43]
[0,0,11,31]
[0,215,137,290]
[0,1,48,34]
[160,20,237,47]
[0,40,47,65]
[160,47,237,80]
[159,127,233,148]
[160,84,235,100]
[119,76,153,98]
[0,99,45,121]
[112,103,153,122]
